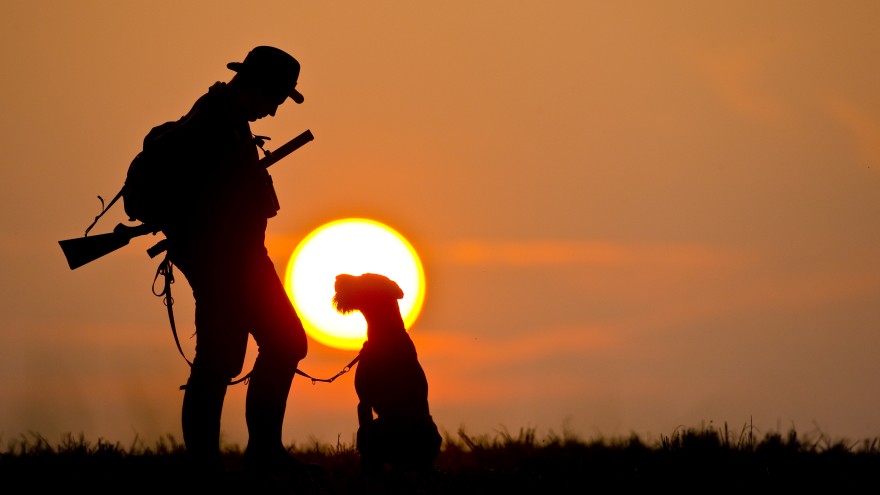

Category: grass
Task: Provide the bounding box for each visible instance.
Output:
[2,422,878,493]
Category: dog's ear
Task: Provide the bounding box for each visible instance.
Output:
[364,273,404,300]
[390,280,404,300]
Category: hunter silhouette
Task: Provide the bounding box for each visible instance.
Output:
[135,46,313,479]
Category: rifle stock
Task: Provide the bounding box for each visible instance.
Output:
[59,223,157,270]
[59,129,314,270]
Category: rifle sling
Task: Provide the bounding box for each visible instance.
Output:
[84,187,124,237]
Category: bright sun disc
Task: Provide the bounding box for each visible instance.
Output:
[284,218,426,350]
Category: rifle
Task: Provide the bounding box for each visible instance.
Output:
[59,129,314,270]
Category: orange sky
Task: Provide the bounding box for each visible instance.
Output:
[1,1,879,447]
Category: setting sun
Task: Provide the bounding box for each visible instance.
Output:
[284,218,426,350]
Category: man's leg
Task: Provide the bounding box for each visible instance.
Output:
[181,368,228,472]
[178,262,250,474]
[243,257,308,465]
[244,357,298,456]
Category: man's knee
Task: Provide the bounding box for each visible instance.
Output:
[191,347,248,384]
[257,344,304,377]
[259,321,308,368]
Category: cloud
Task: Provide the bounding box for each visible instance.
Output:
[685,41,787,126]
[823,93,880,168]
[438,238,876,299]
[439,239,748,269]
[412,325,617,406]
[417,324,617,367]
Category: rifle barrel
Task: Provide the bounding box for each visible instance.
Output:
[260,129,314,169]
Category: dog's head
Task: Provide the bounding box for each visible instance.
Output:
[332,273,404,315]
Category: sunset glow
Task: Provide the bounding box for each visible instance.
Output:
[284,219,426,350]
[8,1,880,450]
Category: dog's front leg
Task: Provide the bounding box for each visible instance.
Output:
[357,401,373,426]
[356,401,383,473]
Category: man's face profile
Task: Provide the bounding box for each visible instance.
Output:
[241,87,289,121]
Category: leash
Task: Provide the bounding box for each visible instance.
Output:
[151,253,360,390]
[227,352,361,387]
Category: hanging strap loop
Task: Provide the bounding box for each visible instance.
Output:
[152,253,192,367]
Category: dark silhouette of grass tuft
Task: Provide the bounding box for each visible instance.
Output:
[2,422,878,493]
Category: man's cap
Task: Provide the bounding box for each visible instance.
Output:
[227,46,304,104]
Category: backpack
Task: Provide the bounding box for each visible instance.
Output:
[122,119,188,227]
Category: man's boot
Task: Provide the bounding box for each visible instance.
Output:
[181,375,228,477]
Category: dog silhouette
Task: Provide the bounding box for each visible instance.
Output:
[333,273,441,474]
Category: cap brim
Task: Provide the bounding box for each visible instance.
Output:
[289,88,304,104]
[228,60,303,103]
